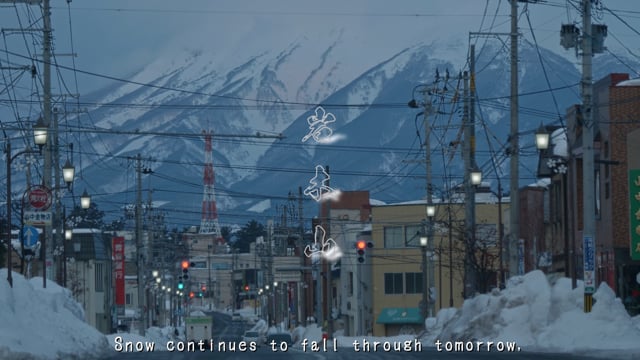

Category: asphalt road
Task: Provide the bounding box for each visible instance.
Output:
[104,312,630,360]
[104,338,629,360]
[103,347,629,360]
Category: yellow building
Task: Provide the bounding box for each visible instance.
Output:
[370,191,508,336]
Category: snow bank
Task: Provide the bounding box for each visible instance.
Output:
[0,270,109,360]
[424,270,640,354]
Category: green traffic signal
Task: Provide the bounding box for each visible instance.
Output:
[177,281,184,290]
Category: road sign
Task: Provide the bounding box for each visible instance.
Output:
[22,226,39,247]
[24,211,52,226]
[27,186,52,210]
[583,235,595,293]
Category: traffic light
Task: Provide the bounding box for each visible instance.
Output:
[198,292,203,298]
[189,291,195,298]
[201,284,207,297]
[356,240,373,263]
[177,280,184,290]
[181,260,190,280]
[244,284,250,292]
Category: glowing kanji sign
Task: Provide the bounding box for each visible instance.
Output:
[304,225,342,261]
[302,106,336,143]
[303,165,341,202]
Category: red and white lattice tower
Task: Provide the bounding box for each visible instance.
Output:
[199,130,222,240]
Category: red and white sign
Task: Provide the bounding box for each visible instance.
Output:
[27,186,52,210]
[113,237,125,306]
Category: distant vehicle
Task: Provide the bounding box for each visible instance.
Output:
[185,316,213,345]
[265,333,293,346]
[231,312,242,322]
[242,331,263,346]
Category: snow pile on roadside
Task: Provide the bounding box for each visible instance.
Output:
[424,270,640,354]
[0,270,109,360]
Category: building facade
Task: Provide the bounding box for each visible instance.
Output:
[541,73,640,314]
[65,228,113,334]
[369,192,508,336]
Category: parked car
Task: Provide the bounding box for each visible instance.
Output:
[242,331,263,346]
[265,333,293,346]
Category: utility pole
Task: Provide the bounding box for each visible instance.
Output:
[463,66,477,298]
[297,186,306,325]
[580,0,596,313]
[508,0,520,280]
[324,165,334,337]
[135,154,146,336]
[52,108,63,284]
[0,0,56,284]
[555,0,602,311]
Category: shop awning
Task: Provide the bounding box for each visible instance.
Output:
[376,307,422,324]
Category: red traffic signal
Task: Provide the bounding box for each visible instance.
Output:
[244,285,250,291]
[356,240,372,263]
[181,260,190,269]
[189,291,195,298]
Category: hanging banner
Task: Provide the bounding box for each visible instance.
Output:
[630,170,640,261]
[113,237,125,306]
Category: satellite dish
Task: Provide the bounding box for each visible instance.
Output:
[636,272,640,285]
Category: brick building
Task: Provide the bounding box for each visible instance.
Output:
[564,73,640,307]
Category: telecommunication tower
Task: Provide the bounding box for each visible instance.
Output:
[199,130,223,241]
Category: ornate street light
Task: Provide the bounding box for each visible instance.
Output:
[535,123,550,150]
[80,189,91,209]
[6,118,49,287]
[33,116,48,148]
[471,166,483,186]
[426,204,436,218]
[420,235,429,319]
[62,159,75,188]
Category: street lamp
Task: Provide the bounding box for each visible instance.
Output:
[426,204,436,218]
[471,166,483,186]
[5,120,48,287]
[62,160,75,189]
[420,235,429,320]
[33,116,48,148]
[80,189,91,209]
[535,123,550,150]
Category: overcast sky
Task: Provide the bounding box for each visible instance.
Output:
[1,0,639,95]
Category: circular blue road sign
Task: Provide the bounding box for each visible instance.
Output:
[23,226,39,247]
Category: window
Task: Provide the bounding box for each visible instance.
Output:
[405,272,423,294]
[384,273,403,294]
[404,225,423,247]
[125,293,132,305]
[95,263,104,292]
[384,226,404,248]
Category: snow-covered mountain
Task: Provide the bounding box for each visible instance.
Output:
[76,26,639,227]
